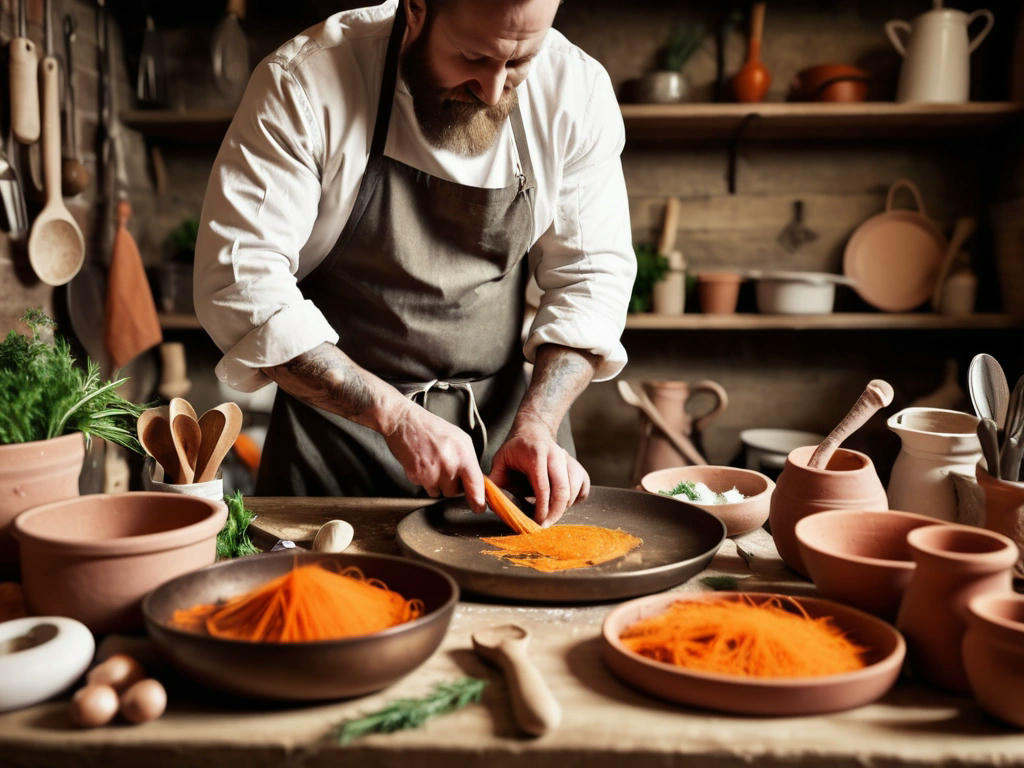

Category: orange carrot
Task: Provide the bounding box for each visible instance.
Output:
[483,476,541,534]
[619,595,866,678]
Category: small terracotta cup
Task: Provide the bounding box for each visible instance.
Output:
[795,509,939,620]
[769,446,888,576]
[896,524,1016,693]
[975,464,1024,574]
[697,272,742,314]
[964,592,1024,728]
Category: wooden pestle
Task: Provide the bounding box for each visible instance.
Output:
[807,379,894,470]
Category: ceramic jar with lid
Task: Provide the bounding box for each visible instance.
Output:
[886,407,981,522]
[896,523,1016,693]
[768,445,888,576]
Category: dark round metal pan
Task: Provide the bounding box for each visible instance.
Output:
[396,486,726,603]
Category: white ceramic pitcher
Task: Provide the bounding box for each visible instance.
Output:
[887,407,982,521]
[886,7,994,103]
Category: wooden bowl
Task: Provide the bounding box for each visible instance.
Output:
[795,509,941,619]
[640,465,773,536]
[602,591,905,716]
[143,551,458,701]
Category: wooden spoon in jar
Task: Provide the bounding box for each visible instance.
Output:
[807,379,894,469]
[194,402,242,483]
[168,398,201,484]
[137,406,181,483]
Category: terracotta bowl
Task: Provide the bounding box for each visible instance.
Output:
[602,591,905,715]
[795,509,941,619]
[143,551,458,701]
[640,465,774,537]
[13,492,226,634]
[964,592,1024,728]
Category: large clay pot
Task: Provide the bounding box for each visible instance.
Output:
[896,523,1016,693]
[769,445,888,576]
[963,592,1024,728]
[886,407,981,521]
[975,464,1024,575]
[0,433,85,566]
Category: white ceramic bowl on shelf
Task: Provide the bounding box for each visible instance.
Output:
[748,270,856,315]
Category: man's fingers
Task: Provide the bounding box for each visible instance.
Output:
[460,465,486,514]
[544,450,571,526]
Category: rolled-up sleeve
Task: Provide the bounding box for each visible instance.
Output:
[524,66,635,382]
[194,58,337,392]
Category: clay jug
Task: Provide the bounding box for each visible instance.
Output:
[886,407,981,521]
[631,380,727,484]
[896,523,1016,693]
[975,464,1024,575]
[768,445,887,576]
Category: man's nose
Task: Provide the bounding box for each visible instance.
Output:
[472,67,507,106]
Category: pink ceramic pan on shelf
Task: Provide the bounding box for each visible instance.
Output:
[844,179,947,312]
[601,591,905,716]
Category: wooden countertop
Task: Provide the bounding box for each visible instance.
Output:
[2,496,1023,768]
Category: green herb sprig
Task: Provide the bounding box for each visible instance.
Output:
[0,310,145,451]
[337,677,486,744]
[216,491,261,559]
[658,24,706,72]
[630,243,669,313]
[659,480,698,500]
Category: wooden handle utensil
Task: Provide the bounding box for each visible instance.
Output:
[137,405,182,483]
[808,379,894,469]
[617,380,707,466]
[168,398,201,484]
[10,0,39,144]
[195,402,242,483]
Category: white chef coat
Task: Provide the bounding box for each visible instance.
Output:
[194,0,635,393]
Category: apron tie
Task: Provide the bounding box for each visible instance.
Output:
[405,380,488,457]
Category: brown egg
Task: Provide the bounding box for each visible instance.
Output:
[86,653,146,692]
[70,684,119,728]
[119,678,167,724]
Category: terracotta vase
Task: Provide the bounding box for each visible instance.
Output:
[631,380,727,483]
[697,272,742,314]
[768,445,888,576]
[975,464,1024,575]
[0,433,84,567]
[896,523,1016,693]
[886,407,981,521]
[732,2,772,102]
[963,592,1024,728]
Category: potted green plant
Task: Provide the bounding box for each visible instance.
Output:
[0,309,145,564]
[636,24,705,103]
[630,244,669,313]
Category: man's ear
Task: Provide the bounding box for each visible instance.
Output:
[404,0,428,42]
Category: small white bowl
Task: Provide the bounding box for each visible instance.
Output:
[640,465,775,537]
[0,616,94,712]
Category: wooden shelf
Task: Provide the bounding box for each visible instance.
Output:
[625,312,1021,330]
[120,109,236,142]
[158,312,204,330]
[620,101,1024,141]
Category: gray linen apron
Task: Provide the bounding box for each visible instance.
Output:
[257,4,573,496]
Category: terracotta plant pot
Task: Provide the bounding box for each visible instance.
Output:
[13,492,227,634]
[768,445,888,576]
[896,523,1016,693]
[697,272,742,315]
[975,464,1024,574]
[963,592,1024,728]
[0,433,84,567]
[795,509,940,620]
[788,64,870,102]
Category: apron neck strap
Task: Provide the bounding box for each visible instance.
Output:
[371,0,534,188]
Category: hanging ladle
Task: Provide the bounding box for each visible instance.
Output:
[617,380,707,465]
[807,379,894,469]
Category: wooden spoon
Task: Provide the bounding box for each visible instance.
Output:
[27,55,84,286]
[168,398,201,484]
[137,406,182,483]
[195,402,243,483]
[807,379,894,469]
[471,624,561,737]
[617,380,707,465]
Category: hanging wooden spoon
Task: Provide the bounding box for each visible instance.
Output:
[471,624,561,737]
[194,402,242,483]
[807,379,894,469]
[137,406,182,483]
[168,398,201,484]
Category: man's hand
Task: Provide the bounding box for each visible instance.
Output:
[489,344,598,526]
[383,399,486,512]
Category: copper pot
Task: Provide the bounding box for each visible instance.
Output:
[789,64,870,102]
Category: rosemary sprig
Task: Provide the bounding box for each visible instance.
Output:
[659,480,698,500]
[337,677,486,744]
[216,491,261,559]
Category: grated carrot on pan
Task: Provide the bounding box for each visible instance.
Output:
[619,594,867,678]
[171,563,423,642]
[482,524,642,572]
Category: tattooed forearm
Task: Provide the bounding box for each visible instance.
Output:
[515,344,599,434]
[263,343,403,431]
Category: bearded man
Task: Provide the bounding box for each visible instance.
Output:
[194,0,634,526]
